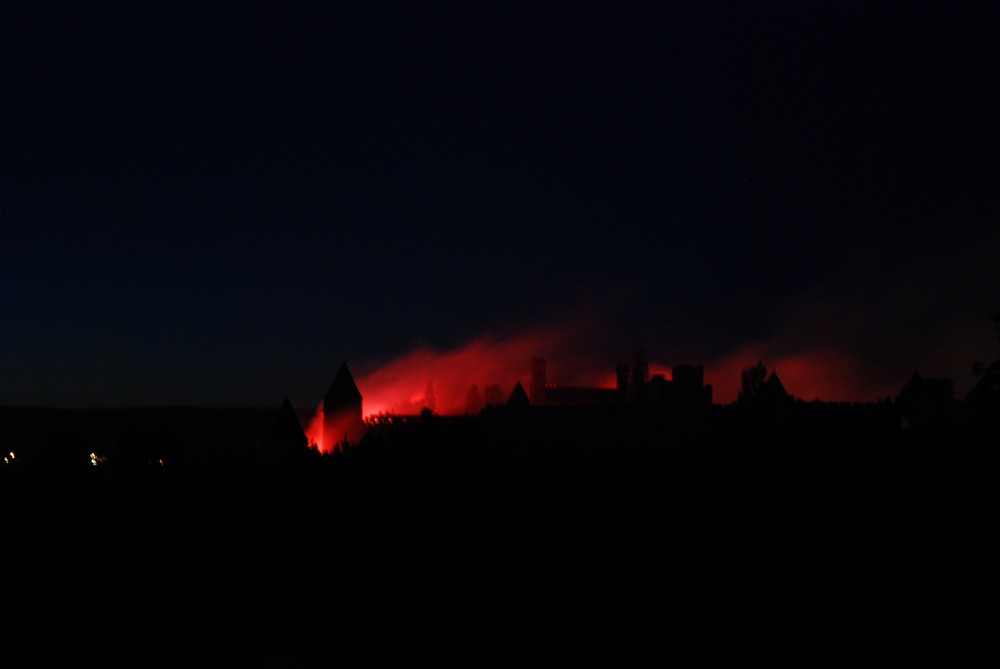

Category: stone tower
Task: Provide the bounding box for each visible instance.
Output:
[323,362,365,450]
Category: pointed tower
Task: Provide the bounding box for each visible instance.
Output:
[750,369,794,409]
[507,380,531,407]
[262,398,311,466]
[323,363,365,451]
[765,371,789,399]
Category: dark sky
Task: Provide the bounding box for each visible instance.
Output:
[3,1,998,407]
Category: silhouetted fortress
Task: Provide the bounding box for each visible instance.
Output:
[527,357,712,409]
[1,354,997,473]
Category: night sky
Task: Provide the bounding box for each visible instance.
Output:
[3,1,998,408]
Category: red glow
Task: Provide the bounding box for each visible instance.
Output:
[300,326,608,452]
[303,402,327,453]
[343,326,644,419]
[300,328,902,450]
[302,400,367,454]
[705,342,898,404]
[355,332,574,417]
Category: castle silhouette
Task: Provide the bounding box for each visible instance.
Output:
[2,353,995,472]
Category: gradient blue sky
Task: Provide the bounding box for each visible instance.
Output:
[3,1,998,407]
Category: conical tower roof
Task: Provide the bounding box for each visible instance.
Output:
[507,380,530,407]
[325,362,362,406]
[265,398,309,452]
[765,371,789,397]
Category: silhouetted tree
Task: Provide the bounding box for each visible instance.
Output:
[739,361,767,404]
[484,384,504,407]
[422,381,436,412]
[466,384,484,414]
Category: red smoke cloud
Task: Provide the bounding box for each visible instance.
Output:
[348,330,895,416]
[346,324,685,419]
[302,327,903,444]
[351,334,901,419]
[705,342,900,404]
[298,325,605,450]
[353,329,574,417]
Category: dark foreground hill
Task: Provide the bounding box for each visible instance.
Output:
[1,406,995,664]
